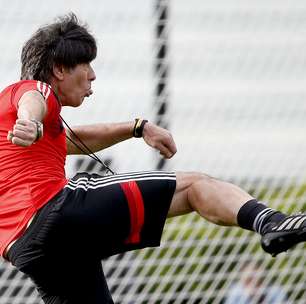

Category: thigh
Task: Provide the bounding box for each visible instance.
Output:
[61,171,176,258]
[7,212,113,304]
[30,257,113,304]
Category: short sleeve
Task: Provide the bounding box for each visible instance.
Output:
[9,80,63,136]
[11,80,51,109]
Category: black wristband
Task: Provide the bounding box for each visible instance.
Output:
[133,119,148,138]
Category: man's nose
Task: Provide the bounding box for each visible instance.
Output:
[89,65,96,81]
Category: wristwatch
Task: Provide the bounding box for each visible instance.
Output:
[30,119,44,142]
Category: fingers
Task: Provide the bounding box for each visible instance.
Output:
[7,130,14,142]
[158,145,173,159]
[160,133,177,158]
[166,136,177,156]
[7,119,37,147]
[142,122,177,158]
[154,136,177,159]
[7,129,34,147]
[7,131,35,147]
[13,128,33,141]
[11,136,32,147]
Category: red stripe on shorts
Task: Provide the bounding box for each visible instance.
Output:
[120,181,145,244]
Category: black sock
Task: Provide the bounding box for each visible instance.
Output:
[237,199,286,234]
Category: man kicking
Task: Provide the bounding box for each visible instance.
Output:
[0,13,305,304]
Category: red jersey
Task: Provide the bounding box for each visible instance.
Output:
[0,80,68,256]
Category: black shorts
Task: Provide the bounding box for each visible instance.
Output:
[7,171,176,304]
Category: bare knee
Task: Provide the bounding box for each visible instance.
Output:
[186,173,225,222]
[189,174,252,225]
[168,172,212,217]
[168,172,252,226]
[187,175,226,224]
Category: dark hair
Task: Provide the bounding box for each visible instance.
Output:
[21,13,97,83]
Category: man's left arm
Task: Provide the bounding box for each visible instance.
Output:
[66,120,177,159]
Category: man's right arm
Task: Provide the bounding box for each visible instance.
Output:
[7,90,46,147]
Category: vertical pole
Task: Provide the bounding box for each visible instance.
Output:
[154,0,169,170]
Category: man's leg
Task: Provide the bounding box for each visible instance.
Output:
[7,194,114,304]
[36,258,113,304]
[169,172,306,256]
[168,172,252,225]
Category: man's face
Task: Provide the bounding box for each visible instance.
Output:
[56,63,96,107]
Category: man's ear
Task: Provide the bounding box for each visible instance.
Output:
[52,65,65,80]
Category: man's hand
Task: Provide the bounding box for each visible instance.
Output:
[7,119,39,147]
[142,122,177,158]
